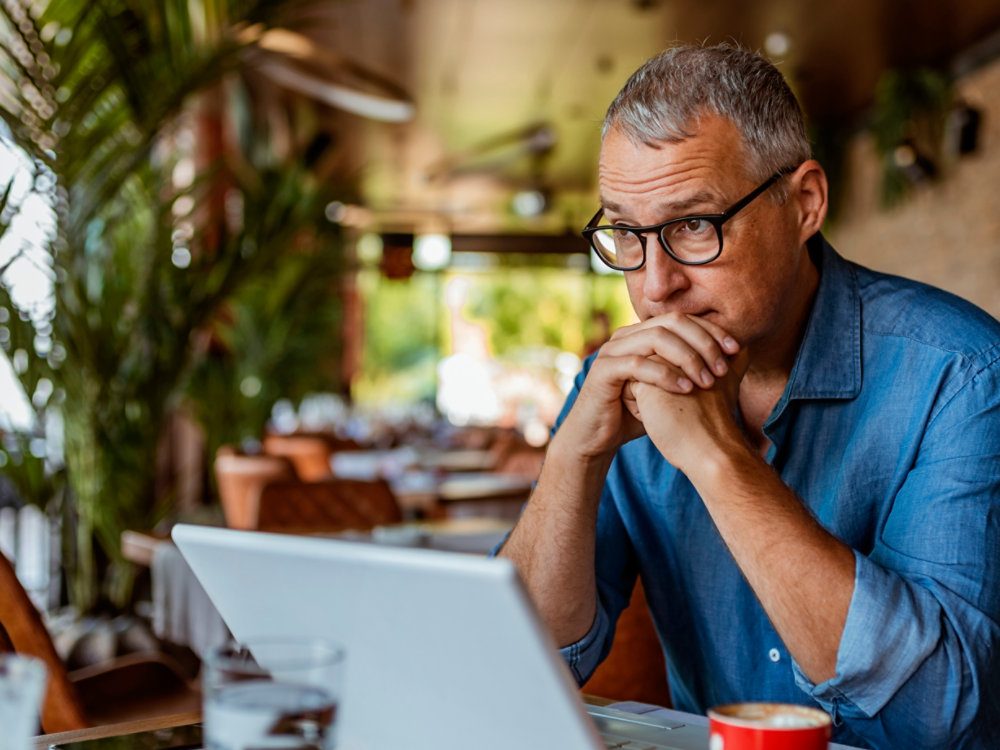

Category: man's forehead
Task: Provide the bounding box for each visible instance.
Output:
[599,114,745,165]
[597,117,750,208]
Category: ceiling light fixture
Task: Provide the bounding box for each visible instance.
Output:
[257,58,415,123]
[764,32,791,58]
[413,234,452,271]
[239,25,416,123]
[511,190,548,217]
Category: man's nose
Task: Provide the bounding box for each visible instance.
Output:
[640,234,690,301]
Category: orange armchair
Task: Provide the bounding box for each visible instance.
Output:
[0,551,199,733]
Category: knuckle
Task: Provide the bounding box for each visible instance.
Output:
[681,350,701,368]
[622,354,648,373]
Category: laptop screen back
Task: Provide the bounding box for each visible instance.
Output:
[171,524,602,750]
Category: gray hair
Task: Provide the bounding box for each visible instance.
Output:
[603,44,811,185]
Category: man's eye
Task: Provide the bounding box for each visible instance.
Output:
[678,218,711,233]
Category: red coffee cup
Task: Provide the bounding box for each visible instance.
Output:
[708,702,832,750]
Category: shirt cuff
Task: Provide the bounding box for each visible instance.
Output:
[792,550,941,718]
[559,603,611,685]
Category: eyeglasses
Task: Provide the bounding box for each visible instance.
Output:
[582,166,798,271]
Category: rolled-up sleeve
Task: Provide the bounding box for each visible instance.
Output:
[559,599,612,684]
[794,364,1000,748]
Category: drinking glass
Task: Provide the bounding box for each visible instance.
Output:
[0,654,47,750]
[203,638,345,750]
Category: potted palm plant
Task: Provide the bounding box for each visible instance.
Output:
[0,0,351,612]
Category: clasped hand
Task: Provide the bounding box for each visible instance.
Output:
[564,312,748,471]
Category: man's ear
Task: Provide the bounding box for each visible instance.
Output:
[790,160,828,243]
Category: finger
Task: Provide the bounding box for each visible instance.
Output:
[624,354,698,394]
[608,318,724,387]
[622,384,642,421]
[606,315,738,382]
[684,314,741,357]
[611,312,739,357]
[605,319,644,343]
[589,348,695,399]
[640,313,736,377]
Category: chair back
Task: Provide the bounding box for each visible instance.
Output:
[0,551,89,732]
[214,447,297,529]
[256,478,403,534]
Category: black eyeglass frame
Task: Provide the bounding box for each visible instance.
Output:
[582,166,799,270]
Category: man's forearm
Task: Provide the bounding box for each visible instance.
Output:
[686,440,855,683]
[632,370,854,683]
[498,432,614,646]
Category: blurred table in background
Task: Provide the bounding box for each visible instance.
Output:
[388,470,531,518]
[330,447,532,519]
[329,446,496,480]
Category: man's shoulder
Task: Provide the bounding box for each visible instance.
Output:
[851,261,1000,364]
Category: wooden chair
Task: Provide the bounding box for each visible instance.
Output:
[581,579,672,707]
[214,446,298,530]
[0,551,199,733]
[256,478,403,534]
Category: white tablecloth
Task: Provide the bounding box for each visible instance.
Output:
[152,539,231,657]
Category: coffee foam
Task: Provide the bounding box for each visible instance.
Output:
[759,712,823,728]
[710,702,830,728]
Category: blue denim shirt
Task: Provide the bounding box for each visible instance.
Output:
[556,236,1000,749]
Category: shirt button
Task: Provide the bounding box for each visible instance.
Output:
[769,648,781,663]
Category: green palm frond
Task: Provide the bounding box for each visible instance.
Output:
[1,0,350,611]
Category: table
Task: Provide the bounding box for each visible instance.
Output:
[390,471,532,517]
[416,448,496,472]
[330,447,531,518]
[33,712,200,750]
[34,701,867,750]
[121,530,165,569]
[329,447,496,478]
[33,698,615,750]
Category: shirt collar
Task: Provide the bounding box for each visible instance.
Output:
[779,233,862,404]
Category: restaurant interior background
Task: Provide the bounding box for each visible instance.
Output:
[1,0,1000,724]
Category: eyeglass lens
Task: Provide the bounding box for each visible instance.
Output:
[590,217,721,269]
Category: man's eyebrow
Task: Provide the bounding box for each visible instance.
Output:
[600,191,722,221]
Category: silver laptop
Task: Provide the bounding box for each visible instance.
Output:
[172,523,707,750]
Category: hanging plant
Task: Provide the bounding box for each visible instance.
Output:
[869,67,953,208]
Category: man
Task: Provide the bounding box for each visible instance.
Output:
[498,44,1000,749]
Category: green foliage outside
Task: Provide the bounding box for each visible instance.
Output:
[466,267,633,357]
[352,270,442,407]
[352,261,633,409]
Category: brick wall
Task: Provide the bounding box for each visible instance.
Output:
[827,55,1000,318]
